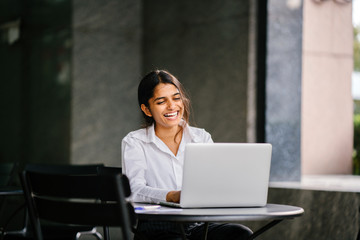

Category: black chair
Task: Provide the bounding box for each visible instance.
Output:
[95,167,123,240]
[25,163,103,175]
[0,162,20,218]
[96,167,149,240]
[4,163,105,240]
[0,162,28,240]
[20,166,136,240]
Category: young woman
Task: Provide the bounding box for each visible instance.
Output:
[122,70,252,240]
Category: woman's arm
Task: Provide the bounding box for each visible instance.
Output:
[122,138,169,203]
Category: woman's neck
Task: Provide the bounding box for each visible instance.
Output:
[155,125,183,155]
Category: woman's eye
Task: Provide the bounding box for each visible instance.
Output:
[157,101,165,105]
[174,97,181,101]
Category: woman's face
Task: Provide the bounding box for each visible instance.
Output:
[141,83,184,130]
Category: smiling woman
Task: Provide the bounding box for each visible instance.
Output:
[121,70,253,240]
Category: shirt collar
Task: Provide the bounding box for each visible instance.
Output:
[130,124,156,144]
[182,121,203,143]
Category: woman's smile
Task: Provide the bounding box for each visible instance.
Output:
[164,111,179,119]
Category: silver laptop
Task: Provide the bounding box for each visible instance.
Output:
[161,143,272,208]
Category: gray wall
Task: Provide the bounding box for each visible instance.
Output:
[71,0,142,166]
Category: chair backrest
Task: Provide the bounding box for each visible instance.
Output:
[20,164,136,240]
[24,163,104,175]
[96,166,122,175]
[96,166,131,196]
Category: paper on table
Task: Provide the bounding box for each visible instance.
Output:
[134,205,161,211]
[133,204,183,212]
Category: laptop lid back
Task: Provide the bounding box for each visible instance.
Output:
[180,143,272,208]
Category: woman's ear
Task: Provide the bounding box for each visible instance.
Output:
[141,104,152,117]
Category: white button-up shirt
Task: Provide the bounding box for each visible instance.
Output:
[121,122,213,203]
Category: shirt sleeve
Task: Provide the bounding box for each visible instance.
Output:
[121,137,169,203]
[204,130,213,143]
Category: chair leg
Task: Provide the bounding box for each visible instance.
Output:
[177,223,187,240]
[103,226,110,240]
[201,223,209,240]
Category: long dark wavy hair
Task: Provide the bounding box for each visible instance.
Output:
[138,70,191,128]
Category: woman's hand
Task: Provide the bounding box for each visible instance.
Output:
[166,191,181,203]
